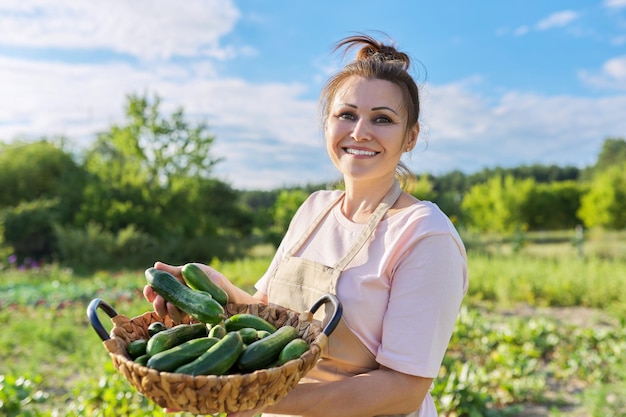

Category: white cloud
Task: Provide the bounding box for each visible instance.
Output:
[513,26,530,36]
[1,1,625,189]
[0,0,241,60]
[411,81,626,175]
[604,0,626,10]
[535,10,581,31]
[579,56,626,91]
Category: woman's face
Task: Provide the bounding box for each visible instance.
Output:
[325,76,418,184]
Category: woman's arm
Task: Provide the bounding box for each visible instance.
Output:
[231,366,431,417]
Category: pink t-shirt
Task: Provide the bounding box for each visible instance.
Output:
[255,189,468,378]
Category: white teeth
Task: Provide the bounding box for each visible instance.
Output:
[345,148,376,156]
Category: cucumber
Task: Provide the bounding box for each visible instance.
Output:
[147,336,220,372]
[238,327,259,345]
[127,339,148,359]
[181,263,229,306]
[145,267,225,325]
[256,330,271,340]
[175,331,244,376]
[134,354,150,366]
[208,324,227,339]
[146,323,208,357]
[277,338,310,366]
[237,325,298,373]
[225,314,277,334]
[148,322,167,337]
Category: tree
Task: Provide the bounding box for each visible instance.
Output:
[521,181,583,230]
[578,162,626,229]
[461,175,534,234]
[78,94,223,236]
[73,94,252,264]
[593,137,626,173]
[268,189,310,247]
[0,140,85,216]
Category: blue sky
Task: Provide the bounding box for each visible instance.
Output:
[1,0,625,189]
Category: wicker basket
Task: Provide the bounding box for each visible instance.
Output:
[87,294,341,415]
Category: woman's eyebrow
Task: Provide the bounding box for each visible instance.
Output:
[339,103,399,116]
[372,106,399,115]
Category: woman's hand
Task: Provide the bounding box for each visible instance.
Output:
[142,261,214,324]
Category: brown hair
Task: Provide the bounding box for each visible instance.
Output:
[320,34,421,184]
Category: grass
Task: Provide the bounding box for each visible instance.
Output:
[1,230,625,416]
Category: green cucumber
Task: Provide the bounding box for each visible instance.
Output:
[147,336,220,372]
[127,339,148,359]
[181,263,229,306]
[238,327,259,345]
[134,354,150,366]
[237,325,298,373]
[146,323,208,357]
[225,313,277,334]
[148,322,167,337]
[175,331,244,376]
[208,324,227,339]
[277,338,310,365]
[145,267,225,324]
[256,330,271,340]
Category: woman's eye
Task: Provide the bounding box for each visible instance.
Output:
[338,112,356,120]
[374,115,392,123]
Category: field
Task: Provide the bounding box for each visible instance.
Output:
[1,230,625,416]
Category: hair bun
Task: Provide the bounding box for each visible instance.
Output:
[337,34,411,70]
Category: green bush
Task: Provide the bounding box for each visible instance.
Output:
[54,223,158,272]
[2,199,60,263]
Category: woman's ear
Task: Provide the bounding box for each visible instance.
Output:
[406,122,419,151]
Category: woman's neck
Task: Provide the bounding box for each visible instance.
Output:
[341,177,396,223]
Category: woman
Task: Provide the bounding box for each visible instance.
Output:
[144,34,468,417]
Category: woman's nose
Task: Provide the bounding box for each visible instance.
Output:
[351,119,371,142]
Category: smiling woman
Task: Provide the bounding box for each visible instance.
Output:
[144,33,468,417]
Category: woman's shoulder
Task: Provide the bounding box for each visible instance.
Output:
[300,189,344,212]
[393,199,458,235]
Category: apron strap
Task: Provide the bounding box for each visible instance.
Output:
[282,180,403,270]
[282,192,345,259]
[333,180,402,271]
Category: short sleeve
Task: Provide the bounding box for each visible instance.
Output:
[376,233,467,377]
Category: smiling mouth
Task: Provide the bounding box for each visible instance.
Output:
[344,148,378,156]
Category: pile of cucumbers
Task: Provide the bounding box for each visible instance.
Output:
[126,265,310,376]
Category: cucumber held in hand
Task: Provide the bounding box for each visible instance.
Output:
[181,263,229,306]
[145,267,225,325]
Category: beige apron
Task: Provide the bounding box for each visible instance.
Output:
[265,181,420,417]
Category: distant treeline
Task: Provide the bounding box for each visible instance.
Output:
[1,94,625,272]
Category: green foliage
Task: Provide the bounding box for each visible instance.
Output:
[592,137,626,174]
[521,180,583,230]
[0,374,50,417]
[578,162,626,229]
[2,198,60,263]
[0,140,86,210]
[267,189,310,247]
[54,222,159,272]
[461,175,535,234]
[408,174,438,201]
[467,252,626,314]
[1,244,625,416]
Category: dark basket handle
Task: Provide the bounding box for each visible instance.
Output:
[308,294,342,337]
[87,298,118,341]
